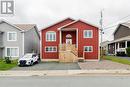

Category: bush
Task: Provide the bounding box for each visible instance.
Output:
[5,57,11,64]
[126,47,130,57]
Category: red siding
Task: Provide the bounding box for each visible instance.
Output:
[62,20,99,60]
[41,18,74,59]
[41,19,99,60]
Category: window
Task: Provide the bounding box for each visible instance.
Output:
[84,46,93,52]
[7,32,17,41]
[45,46,57,52]
[6,47,19,57]
[66,34,72,38]
[84,30,93,38]
[46,31,56,41]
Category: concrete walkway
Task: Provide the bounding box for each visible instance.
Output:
[79,60,130,70]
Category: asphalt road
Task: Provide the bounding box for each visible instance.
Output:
[0,76,130,87]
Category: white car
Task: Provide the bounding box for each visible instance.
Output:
[18,53,39,66]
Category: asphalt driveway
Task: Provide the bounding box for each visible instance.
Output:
[11,62,80,70]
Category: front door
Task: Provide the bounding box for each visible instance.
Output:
[66,38,72,44]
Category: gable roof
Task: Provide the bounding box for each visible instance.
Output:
[58,19,99,30]
[14,24,36,31]
[0,19,40,39]
[0,19,23,31]
[14,24,40,39]
[41,17,75,31]
[113,22,130,35]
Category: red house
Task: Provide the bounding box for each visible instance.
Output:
[41,18,99,62]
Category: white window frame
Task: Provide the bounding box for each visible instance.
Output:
[45,46,57,52]
[5,47,19,57]
[84,46,93,52]
[83,30,93,38]
[46,31,56,42]
[7,32,17,41]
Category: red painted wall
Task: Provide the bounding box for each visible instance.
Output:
[62,31,76,44]
[63,20,99,60]
[41,19,99,60]
[41,18,74,59]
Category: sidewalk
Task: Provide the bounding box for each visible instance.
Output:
[1,70,130,76]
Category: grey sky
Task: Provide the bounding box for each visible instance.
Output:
[1,0,130,41]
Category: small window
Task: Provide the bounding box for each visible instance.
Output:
[7,32,17,41]
[84,30,93,38]
[46,31,56,41]
[45,46,57,52]
[84,46,93,52]
[66,34,72,38]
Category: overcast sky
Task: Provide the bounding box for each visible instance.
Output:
[1,0,130,41]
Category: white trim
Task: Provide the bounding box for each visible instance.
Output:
[78,19,99,28]
[76,29,78,49]
[84,46,93,52]
[46,31,56,42]
[58,19,99,30]
[22,32,24,56]
[45,46,57,52]
[41,59,59,62]
[60,30,62,44]
[83,30,93,38]
[98,29,100,61]
[58,20,78,30]
[7,32,17,41]
[41,17,75,31]
[5,47,19,57]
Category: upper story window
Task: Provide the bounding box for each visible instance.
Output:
[7,32,17,41]
[84,30,93,38]
[46,31,56,41]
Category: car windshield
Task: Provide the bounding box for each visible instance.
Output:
[23,54,32,58]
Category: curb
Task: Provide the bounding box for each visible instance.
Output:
[1,70,130,76]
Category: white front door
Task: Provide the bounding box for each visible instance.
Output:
[66,39,72,44]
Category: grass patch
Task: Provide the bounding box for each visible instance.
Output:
[103,56,130,65]
[0,59,17,70]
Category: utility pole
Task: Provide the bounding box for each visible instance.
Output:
[100,10,103,59]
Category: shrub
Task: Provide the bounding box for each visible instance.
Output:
[126,47,130,57]
[5,57,11,64]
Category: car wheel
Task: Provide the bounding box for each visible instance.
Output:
[18,65,21,67]
[30,61,33,66]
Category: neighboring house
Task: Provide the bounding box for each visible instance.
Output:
[41,18,99,62]
[0,19,40,59]
[100,41,110,55]
[108,22,130,56]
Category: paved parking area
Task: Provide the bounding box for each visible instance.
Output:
[79,60,130,70]
[11,62,80,70]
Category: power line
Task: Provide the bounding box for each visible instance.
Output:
[104,14,130,28]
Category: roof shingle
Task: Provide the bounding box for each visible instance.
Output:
[14,24,36,31]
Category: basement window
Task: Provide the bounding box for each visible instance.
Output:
[45,46,57,52]
[84,46,93,52]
